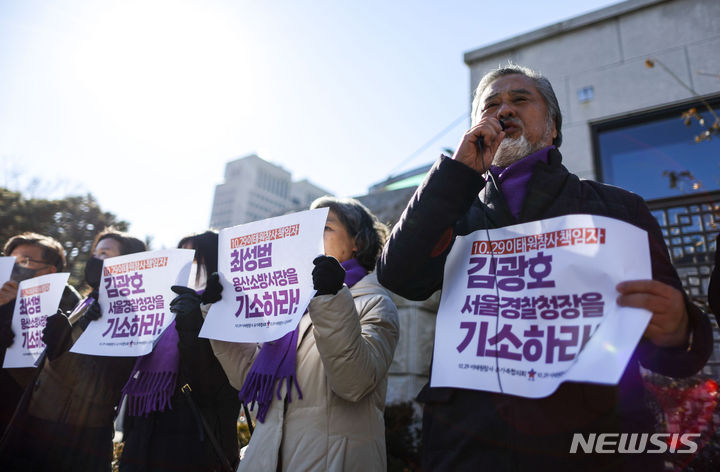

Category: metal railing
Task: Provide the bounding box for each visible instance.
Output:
[647,190,720,373]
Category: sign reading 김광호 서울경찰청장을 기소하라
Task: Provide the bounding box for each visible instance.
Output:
[71,249,194,357]
[431,214,652,398]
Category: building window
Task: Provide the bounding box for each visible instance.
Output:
[593,98,720,201]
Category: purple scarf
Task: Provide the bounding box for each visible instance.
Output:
[238,258,368,422]
[488,145,553,219]
[121,320,180,416]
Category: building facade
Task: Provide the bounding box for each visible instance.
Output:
[209,154,332,229]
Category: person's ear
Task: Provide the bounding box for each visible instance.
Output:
[352,236,360,256]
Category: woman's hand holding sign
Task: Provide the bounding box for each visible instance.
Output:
[170,273,223,335]
[312,256,345,296]
[84,300,102,322]
[616,279,689,348]
[200,272,223,304]
[42,310,72,360]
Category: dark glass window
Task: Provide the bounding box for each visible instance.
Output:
[594,102,720,201]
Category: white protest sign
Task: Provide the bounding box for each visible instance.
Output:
[430,214,652,398]
[0,256,14,285]
[200,207,327,343]
[71,249,194,357]
[3,272,70,368]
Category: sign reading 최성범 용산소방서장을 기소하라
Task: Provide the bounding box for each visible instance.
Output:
[70,248,195,357]
[199,207,328,344]
[3,272,70,368]
[430,214,653,398]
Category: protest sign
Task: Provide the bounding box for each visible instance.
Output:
[430,214,652,398]
[200,207,327,343]
[0,256,14,285]
[3,272,70,368]
[71,249,194,357]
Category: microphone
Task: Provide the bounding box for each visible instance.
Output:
[475,119,506,153]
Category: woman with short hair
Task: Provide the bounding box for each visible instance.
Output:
[201,197,400,471]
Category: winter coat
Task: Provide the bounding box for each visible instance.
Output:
[0,293,135,471]
[376,150,714,472]
[0,284,81,435]
[118,321,240,471]
[209,271,399,472]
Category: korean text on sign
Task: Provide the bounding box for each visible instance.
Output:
[3,272,69,368]
[431,214,652,398]
[201,208,327,344]
[70,249,194,357]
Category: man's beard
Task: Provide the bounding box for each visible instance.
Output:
[492,119,554,167]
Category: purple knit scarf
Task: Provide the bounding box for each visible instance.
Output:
[488,145,553,219]
[121,319,180,416]
[238,258,368,423]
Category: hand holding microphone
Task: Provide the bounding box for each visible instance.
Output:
[475,119,506,153]
[452,117,506,174]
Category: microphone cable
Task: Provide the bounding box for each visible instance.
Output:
[477,122,603,395]
[477,119,506,394]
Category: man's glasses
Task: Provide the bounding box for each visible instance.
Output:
[14,256,50,268]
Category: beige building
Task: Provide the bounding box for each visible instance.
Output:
[209,154,332,229]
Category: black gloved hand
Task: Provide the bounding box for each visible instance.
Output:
[170,286,204,334]
[42,310,72,361]
[312,255,346,296]
[200,272,223,304]
[84,299,102,321]
[0,321,14,349]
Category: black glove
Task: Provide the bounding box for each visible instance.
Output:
[42,311,72,361]
[171,274,222,338]
[312,256,345,296]
[200,272,223,304]
[170,286,204,334]
[84,299,102,321]
[0,322,14,349]
[74,298,102,331]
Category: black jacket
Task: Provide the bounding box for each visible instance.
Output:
[0,284,81,437]
[377,151,713,472]
[0,286,134,472]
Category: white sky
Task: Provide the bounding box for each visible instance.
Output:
[0,0,621,249]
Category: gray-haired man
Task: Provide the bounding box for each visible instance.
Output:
[377,64,713,471]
